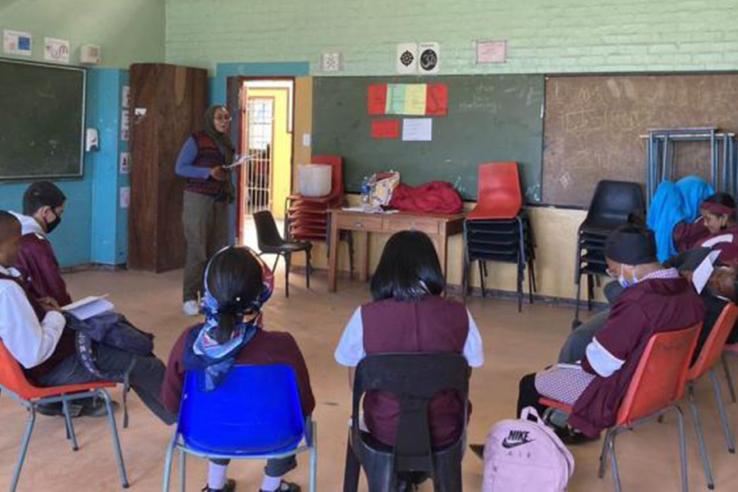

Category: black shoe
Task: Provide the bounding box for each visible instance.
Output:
[259,480,300,492]
[554,426,599,446]
[470,443,485,459]
[79,398,119,418]
[201,478,236,492]
[36,402,83,418]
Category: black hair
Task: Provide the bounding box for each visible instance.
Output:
[0,211,21,242]
[370,230,445,301]
[23,181,66,216]
[704,192,736,210]
[206,247,264,344]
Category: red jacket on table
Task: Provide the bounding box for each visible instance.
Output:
[162,325,315,417]
[10,212,72,306]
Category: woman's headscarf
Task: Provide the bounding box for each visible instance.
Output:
[203,105,235,165]
[647,181,689,263]
[675,176,715,223]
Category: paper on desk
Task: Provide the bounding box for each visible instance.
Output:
[63,295,114,320]
[402,118,432,141]
[692,250,721,294]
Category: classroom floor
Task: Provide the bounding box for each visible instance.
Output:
[2,267,738,491]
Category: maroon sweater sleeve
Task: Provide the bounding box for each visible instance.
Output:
[161,328,192,415]
[15,235,72,306]
[673,221,710,253]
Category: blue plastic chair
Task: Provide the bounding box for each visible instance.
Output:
[162,364,317,492]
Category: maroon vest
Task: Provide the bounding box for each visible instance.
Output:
[0,271,76,382]
[185,131,228,196]
[361,295,469,447]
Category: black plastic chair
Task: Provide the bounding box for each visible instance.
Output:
[253,210,312,298]
[343,354,470,492]
[573,180,644,327]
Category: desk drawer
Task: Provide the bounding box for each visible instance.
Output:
[385,217,440,235]
[336,214,383,231]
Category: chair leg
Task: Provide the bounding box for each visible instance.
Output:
[309,421,318,492]
[178,449,186,492]
[478,261,487,298]
[347,232,355,280]
[688,384,715,489]
[272,254,280,273]
[674,405,690,492]
[284,253,291,298]
[597,428,613,479]
[10,407,36,492]
[573,273,583,329]
[101,390,129,488]
[608,430,622,492]
[709,369,736,453]
[722,354,737,403]
[342,439,360,492]
[305,249,312,290]
[162,435,177,492]
[61,397,79,451]
[517,259,523,313]
[586,274,594,312]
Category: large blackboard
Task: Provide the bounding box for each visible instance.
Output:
[312,75,544,201]
[0,59,86,180]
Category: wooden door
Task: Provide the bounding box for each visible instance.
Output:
[129,63,207,272]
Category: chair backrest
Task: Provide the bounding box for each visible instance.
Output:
[689,303,738,380]
[587,180,645,224]
[352,353,470,471]
[616,323,701,426]
[475,162,522,218]
[178,365,305,456]
[253,210,284,249]
[0,341,37,399]
[311,155,344,196]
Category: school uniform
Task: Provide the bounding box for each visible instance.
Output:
[335,295,484,447]
[10,212,72,306]
[175,132,231,303]
[163,325,315,476]
[674,221,738,262]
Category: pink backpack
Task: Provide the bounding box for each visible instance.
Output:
[482,407,575,492]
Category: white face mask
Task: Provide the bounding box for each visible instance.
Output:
[618,265,639,289]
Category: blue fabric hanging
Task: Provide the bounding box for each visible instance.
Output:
[675,175,714,223]
[647,181,689,263]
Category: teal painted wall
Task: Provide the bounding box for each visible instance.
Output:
[166,0,738,74]
[1,0,164,68]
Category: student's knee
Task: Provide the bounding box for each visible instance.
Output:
[264,455,297,477]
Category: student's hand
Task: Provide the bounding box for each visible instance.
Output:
[38,297,61,312]
[210,166,228,182]
[709,267,737,300]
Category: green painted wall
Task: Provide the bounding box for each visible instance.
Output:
[165,0,738,74]
[1,0,164,68]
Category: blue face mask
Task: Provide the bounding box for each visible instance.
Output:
[617,265,639,289]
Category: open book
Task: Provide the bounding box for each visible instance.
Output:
[62,295,114,320]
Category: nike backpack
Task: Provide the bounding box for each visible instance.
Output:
[482,407,575,492]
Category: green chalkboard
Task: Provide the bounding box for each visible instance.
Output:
[312,75,544,201]
[0,59,86,180]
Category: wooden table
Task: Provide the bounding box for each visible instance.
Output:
[328,209,466,292]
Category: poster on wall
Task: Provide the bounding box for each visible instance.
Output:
[44,37,70,63]
[396,43,418,74]
[418,42,440,74]
[119,152,130,174]
[402,118,433,141]
[120,110,130,141]
[119,187,131,209]
[121,86,130,109]
[3,30,32,56]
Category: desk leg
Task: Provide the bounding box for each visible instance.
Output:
[435,234,449,279]
[328,216,340,292]
[360,231,370,283]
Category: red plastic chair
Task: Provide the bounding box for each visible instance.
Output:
[539,323,701,492]
[684,303,738,488]
[0,341,128,491]
[467,162,522,220]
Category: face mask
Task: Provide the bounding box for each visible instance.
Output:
[618,265,639,289]
[45,211,61,233]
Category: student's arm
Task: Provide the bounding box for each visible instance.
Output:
[335,307,365,389]
[174,137,211,180]
[16,237,72,306]
[0,281,65,368]
[161,330,190,415]
[282,333,316,416]
[462,310,484,368]
[582,300,647,377]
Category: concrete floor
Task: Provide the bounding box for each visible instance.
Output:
[1,266,738,491]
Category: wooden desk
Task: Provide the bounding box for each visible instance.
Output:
[328,209,465,292]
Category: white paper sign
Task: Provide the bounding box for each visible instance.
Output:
[692,250,721,294]
[120,110,130,141]
[119,152,130,174]
[119,187,131,209]
[44,37,70,63]
[418,42,440,74]
[396,43,418,74]
[402,118,432,141]
[302,133,311,147]
[121,86,130,109]
[476,40,507,64]
[3,30,32,56]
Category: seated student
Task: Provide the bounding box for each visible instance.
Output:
[11,181,72,305]
[518,225,704,442]
[0,209,175,424]
[674,193,738,260]
[162,246,314,492]
[335,231,484,450]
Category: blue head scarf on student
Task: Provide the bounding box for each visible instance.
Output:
[676,175,715,223]
[182,247,274,391]
[647,181,689,263]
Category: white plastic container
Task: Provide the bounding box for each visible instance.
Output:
[298,164,332,197]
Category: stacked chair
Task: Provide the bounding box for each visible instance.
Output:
[463,162,536,312]
[572,180,645,328]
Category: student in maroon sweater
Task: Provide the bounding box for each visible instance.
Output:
[517,225,704,442]
[162,246,314,492]
[674,193,738,263]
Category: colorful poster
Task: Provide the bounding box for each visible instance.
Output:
[403,84,427,115]
[3,30,32,56]
[44,37,70,63]
[402,118,432,141]
[367,84,387,115]
[371,119,401,139]
[385,84,407,115]
[426,83,448,116]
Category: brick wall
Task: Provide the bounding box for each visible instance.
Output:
[165,0,738,74]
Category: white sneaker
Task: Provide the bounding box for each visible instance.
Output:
[182,300,200,316]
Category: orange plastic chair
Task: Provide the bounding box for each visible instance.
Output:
[0,341,128,491]
[539,323,701,492]
[686,304,738,489]
[467,162,522,220]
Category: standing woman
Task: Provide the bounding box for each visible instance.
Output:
[175,105,235,316]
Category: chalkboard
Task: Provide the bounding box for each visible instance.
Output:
[312,75,544,201]
[0,59,86,180]
[543,74,738,207]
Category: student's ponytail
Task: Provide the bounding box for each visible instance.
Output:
[214,312,238,344]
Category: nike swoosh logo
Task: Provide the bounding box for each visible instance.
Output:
[501,438,533,449]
